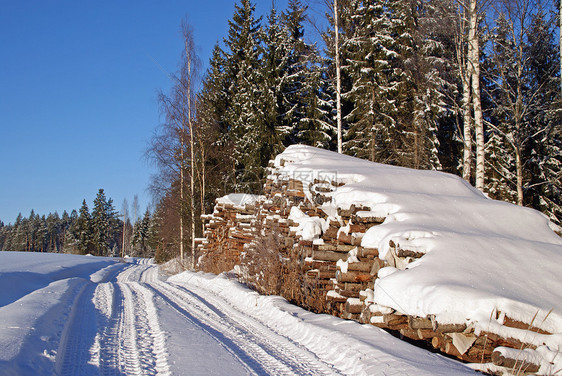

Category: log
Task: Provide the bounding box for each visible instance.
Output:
[352,214,385,224]
[336,270,373,283]
[303,259,336,270]
[370,258,385,276]
[409,316,433,330]
[349,223,368,233]
[307,270,336,279]
[337,232,353,245]
[351,234,363,246]
[345,298,363,314]
[444,342,462,358]
[491,351,540,374]
[400,328,419,340]
[312,250,347,262]
[480,331,534,350]
[361,247,379,257]
[434,322,467,333]
[503,316,551,335]
[335,244,357,252]
[432,336,446,350]
[383,314,409,329]
[299,240,313,247]
[322,226,338,239]
[346,261,373,273]
[315,244,338,252]
[417,329,435,340]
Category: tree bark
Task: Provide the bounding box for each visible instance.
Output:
[469,0,485,191]
[459,1,473,182]
[334,0,343,154]
[183,26,197,270]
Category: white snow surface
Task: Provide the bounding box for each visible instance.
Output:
[274,145,562,340]
[217,193,264,208]
[0,251,478,375]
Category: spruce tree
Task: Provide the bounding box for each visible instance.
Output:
[483,13,519,203]
[282,0,332,147]
[73,200,93,254]
[91,189,119,256]
[223,0,273,189]
[525,7,561,225]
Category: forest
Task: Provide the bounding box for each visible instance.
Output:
[1,0,560,262]
[147,0,561,263]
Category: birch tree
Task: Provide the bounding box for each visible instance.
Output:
[334,0,343,153]
[455,0,487,189]
[180,21,198,269]
[148,19,199,267]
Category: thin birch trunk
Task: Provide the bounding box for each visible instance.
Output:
[180,137,185,264]
[458,1,473,182]
[200,144,206,235]
[515,146,524,205]
[185,35,196,270]
[469,0,485,191]
[334,0,343,154]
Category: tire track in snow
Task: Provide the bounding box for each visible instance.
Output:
[171,283,340,375]
[148,278,339,375]
[57,260,170,376]
[56,263,127,376]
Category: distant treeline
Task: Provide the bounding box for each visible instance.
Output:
[0,189,156,258]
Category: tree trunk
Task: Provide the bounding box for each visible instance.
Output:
[515,147,524,205]
[469,0,485,191]
[184,30,197,270]
[334,0,343,154]
[459,1,472,182]
[180,147,185,264]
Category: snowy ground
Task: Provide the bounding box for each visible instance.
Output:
[0,251,478,375]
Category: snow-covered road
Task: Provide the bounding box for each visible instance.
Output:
[55,259,340,376]
[0,253,477,375]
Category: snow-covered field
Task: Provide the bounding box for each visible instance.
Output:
[0,251,477,375]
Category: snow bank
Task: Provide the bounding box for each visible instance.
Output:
[0,252,122,373]
[168,271,477,376]
[0,252,119,307]
[274,145,562,341]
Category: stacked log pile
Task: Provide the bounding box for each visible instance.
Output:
[198,197,262,274]
[198,158,554,375]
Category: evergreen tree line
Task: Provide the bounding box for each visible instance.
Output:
[0,189,157,258]
[148,0,560,263]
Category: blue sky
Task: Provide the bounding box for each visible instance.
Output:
[0,0,328,224]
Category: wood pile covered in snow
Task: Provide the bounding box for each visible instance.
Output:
[199,145,562,375]
[198,194,263,274]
